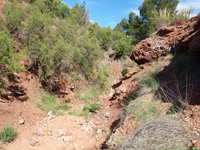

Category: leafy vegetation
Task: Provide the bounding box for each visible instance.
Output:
[121,68,128,76]
[114,0,193,43]
[37,91,70,116]
[127,100,160,127]
[75,87,99,103]
[0,126,16,143]
[68,103,102,118]
[0,0,134,94]
[0,31,24,95]
[151,7,194,30]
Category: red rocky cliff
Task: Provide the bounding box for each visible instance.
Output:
[131,15,200,65]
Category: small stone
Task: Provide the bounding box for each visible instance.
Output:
[80,145,84,148]
[89,121,94,126]
[47,111,52,116]
[55,130,64,138]
[104,112,110,118]
[115,89,121,94]
[119,86,126,93]
[63,136,72,142]
[94,121,100,125]
[87,126,92,131]
[96,129,102,133]
[192,140,198,144]
[197,129,200,134]
[194,132,200,137]
[48,131,53,136]
[95,135,99,141]
[30,137,40,147]
[38,128,44,136]
[19,118,25,125]
[48,114,55,122]
[85,127,89,131]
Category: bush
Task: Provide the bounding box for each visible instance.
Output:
[0,126,16,143]
[69,103,102,118]
[121,68,128,76]
[90,66,111,90]
[71,35,102,77]
[2,3,25,32]
[174,8,194,23]
[83,103,102,113]
[82,103,102,117]
[151,7,194,30]
[0,0,133,94]
[0,31,24,72]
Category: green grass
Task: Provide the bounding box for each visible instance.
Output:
[0,126,16,143]
[68,103,102,118]
[127,100,160,127]
[75,87,98,103]
[121,68,128,76]
[37,91,70,116]
[140,76,159,94]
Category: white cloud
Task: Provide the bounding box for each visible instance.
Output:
[122,8,140,16]
[87,1,99,6]
[78,0,99,6]
[177,0,200,10]
[90,19,95,24]
[177,0,200,17]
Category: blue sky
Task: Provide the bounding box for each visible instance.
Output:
[62,0,200,29]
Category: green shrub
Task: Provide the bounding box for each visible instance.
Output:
[0,126,16,143]
[91,66,111,90]
[70,35,102,77]
[2,3,25,32]
[121,68,128,76]
[82,103,102,117]
[0,31,24,74]
[37,91,70,116]
[112,31,133,57]
[83,103,102,112]
[69,103,102,118]
[1,0,133,94]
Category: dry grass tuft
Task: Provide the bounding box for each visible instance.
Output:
[117,117,192,150]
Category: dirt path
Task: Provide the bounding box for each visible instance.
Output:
[0,68,138,150]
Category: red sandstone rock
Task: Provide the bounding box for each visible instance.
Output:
[131,15,200,65]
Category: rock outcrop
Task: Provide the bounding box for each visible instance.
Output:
[131,15,200,65]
